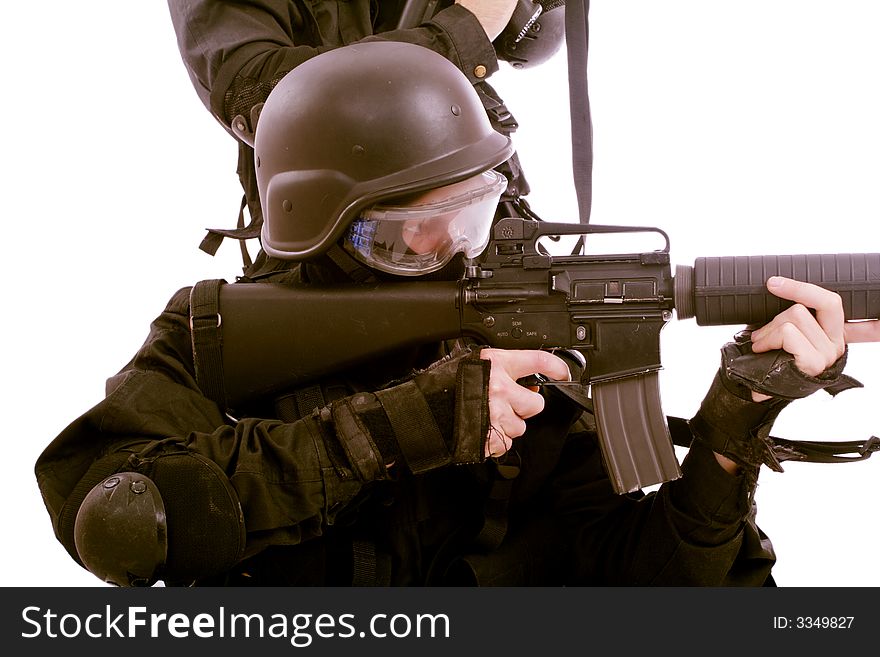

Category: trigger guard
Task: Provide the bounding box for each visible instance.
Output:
[552,348,588,383]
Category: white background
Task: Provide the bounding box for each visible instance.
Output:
[1,1,877,587]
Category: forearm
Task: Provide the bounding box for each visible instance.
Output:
[168,0,497,130]
[553,408,764,585]
[225,4,499,120]
[564,442,761,586]
[627,440,777,586]
[364,5,500,84]
[167,0,302,120]
[182,414,371,555]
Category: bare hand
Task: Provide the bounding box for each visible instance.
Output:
[455,0,518,41]
[479,348,571,457]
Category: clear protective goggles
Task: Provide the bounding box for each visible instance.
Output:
[344,169,507,276]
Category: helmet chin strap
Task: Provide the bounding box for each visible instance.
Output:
[321,244,379,284]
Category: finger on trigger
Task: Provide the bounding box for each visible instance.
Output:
[538,350,571,382]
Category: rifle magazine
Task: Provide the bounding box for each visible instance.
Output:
[592,372,682,494]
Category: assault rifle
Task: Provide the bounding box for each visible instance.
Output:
[209,219,880,493]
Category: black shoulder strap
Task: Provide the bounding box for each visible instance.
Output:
[760,435,880,465]
[189,278,228,408]
[565,0,593,226]
[666,415,880,466]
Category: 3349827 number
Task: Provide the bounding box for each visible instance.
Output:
[773,616,855,629]
[795,616,854,629]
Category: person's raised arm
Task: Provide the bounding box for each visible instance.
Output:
[167,0,505,133]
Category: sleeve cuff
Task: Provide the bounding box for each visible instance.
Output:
[430,4,500,83]
[666,440,753,544]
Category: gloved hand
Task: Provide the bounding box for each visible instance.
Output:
[322,343,492,478]
[722,333,862,401]
[689,276,863,475]
[691,336,862,475]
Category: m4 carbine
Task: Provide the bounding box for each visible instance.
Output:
[207,219,879,494]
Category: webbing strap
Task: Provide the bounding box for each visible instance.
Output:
[667,414,880,465]
[199,195,260,274]
[565,0,593,226]
[375,382,451,474]
[769,435,880,464]
[326,245,378,283]
[351,539,392,587]
[189,279,228,408]
[330,399,384,482]
[274,385,327,422]
[475,460,521,552]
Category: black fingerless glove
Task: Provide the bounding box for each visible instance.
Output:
[320,345,491,480]
[689,369,790,476]
[689,334,862,477]
[722,333,862,400]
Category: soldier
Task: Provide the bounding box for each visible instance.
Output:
[36,42,869,587]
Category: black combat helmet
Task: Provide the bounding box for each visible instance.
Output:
[254,40,514,262]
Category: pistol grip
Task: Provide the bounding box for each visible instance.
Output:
[592,372,682,494]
